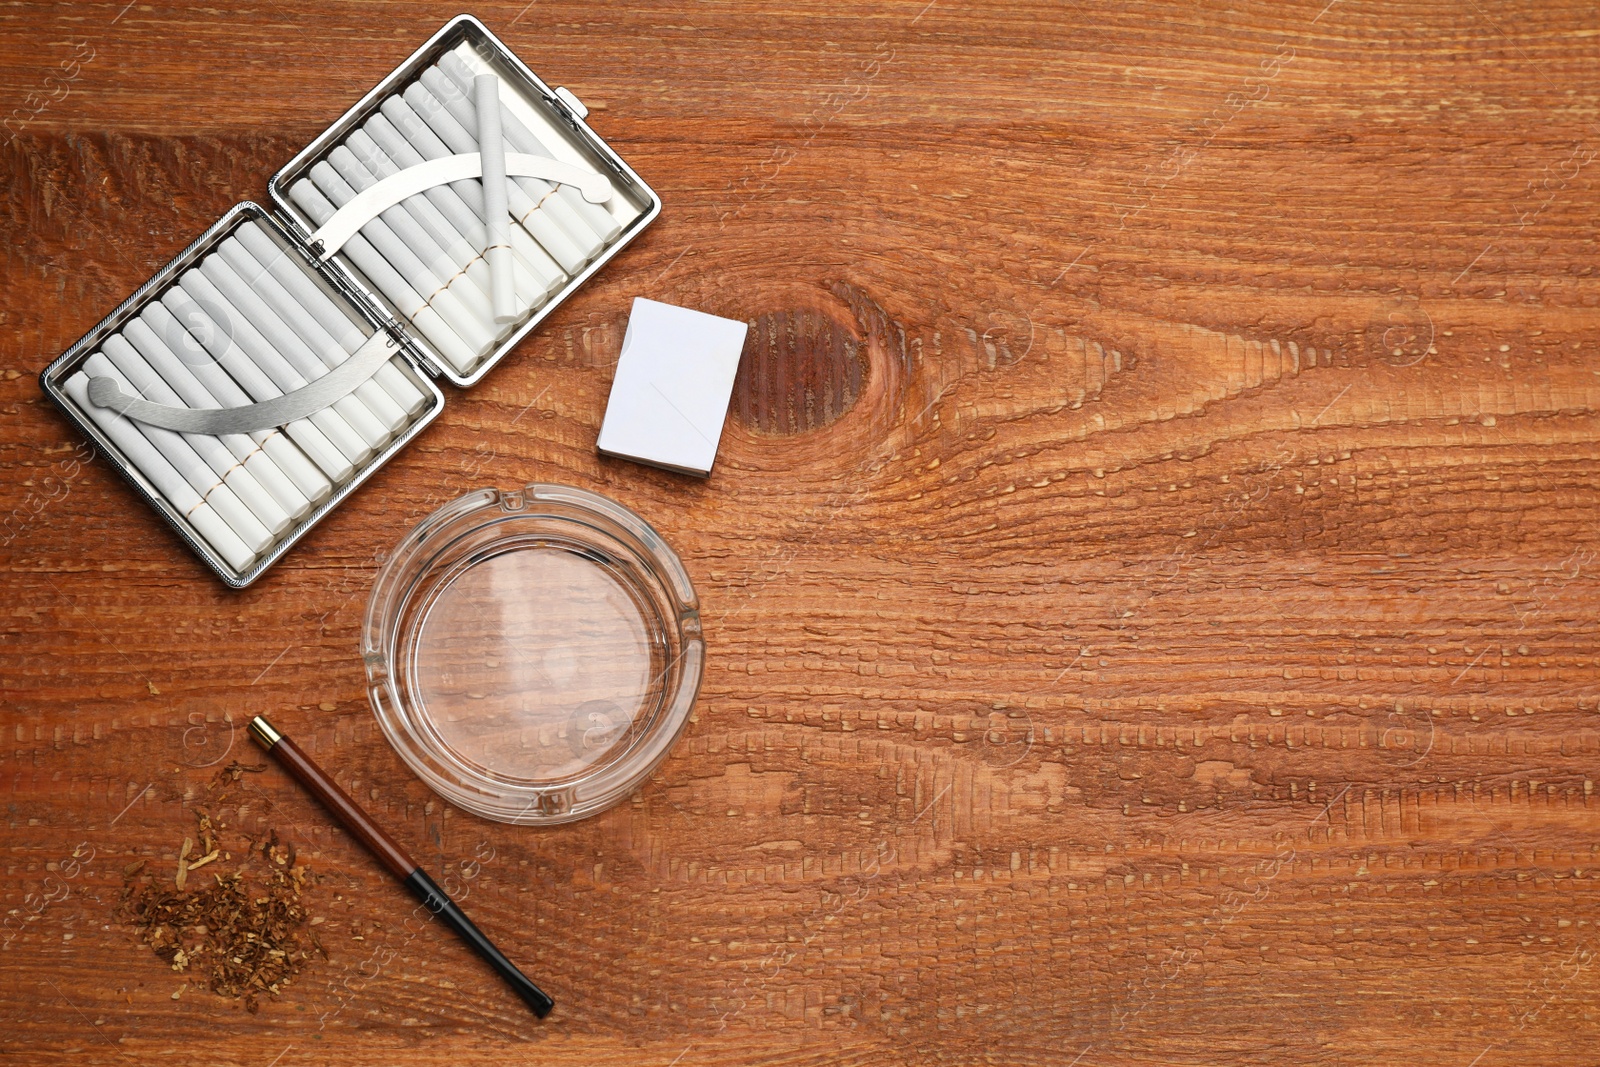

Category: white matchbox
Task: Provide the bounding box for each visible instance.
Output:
[597,298,749,478]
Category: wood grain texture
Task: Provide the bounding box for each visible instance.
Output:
[3,0,1600,1063]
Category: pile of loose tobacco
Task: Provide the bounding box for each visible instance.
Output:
[117,761,324,1012]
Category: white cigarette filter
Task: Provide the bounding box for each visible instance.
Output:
[83,353,274,555]
[65,372,257,572]
[288,177,487,376]
[232,221,431,417]
[119,317,314,521]
[439,50,622,243]
[371,100,566,293]
[474,74,519,324]
[97,337,292,537]
[154,288,358,483]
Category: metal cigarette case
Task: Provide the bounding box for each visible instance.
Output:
[38,14,661,587]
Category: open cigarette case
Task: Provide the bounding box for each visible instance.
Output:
[38,14,660,587]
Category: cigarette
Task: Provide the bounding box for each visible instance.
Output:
[321,147,499,331]
[331,140,486,297]
[120,316,314,522]
[82,353,274,555]
[233,221,430,417]
[196,254,396,450]
[307,160,498,339]
[295,171,496,367]
[138,300,336,504]
[98,335,293,537]
[155,287,362,481]
[402,81,590,275]
[371,101,565,293]
[439,51,622,242]
[216,236,409,432]
[473,75,518,324]
[285,179,481,377]
[343,128,554,315]
[354,119,559,298]
[421,66,610,258]
[179,267,379,465]
[63,371,257,573]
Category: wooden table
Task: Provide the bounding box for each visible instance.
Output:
[4,1,1598,1062]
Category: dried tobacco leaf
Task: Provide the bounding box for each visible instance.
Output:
[118,767,315,1013]
[175,837,193,890]
[214,761,267,787]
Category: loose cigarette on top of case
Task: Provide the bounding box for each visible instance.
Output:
[371,100,567,293]
[233,222,431,417]
[135,301,335,504]
[99,335,293,535]
[474,75,518,324]
[119,317,314,521]
[359,115,562,306]
[353,119,561,299]
[63,372,258,572]
[293,173,496,367]
[341,129,555,316]
[401,81,590,276]
[421,65,608,259]
[197,254,397,448]
[438,51,622,243]
[215,238,409,433]
[286,180,483,377]
[156,286,363,480]
[322,147,499,331]
[80,353,274,554]
[415,69,604,263]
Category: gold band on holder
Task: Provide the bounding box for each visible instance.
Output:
[247,715,284,749]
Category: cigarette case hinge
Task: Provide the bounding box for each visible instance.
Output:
[388,321,441,378]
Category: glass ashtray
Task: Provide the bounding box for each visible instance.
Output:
[362,484,703,824]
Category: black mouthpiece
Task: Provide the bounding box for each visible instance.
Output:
[404,867,554,1018]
